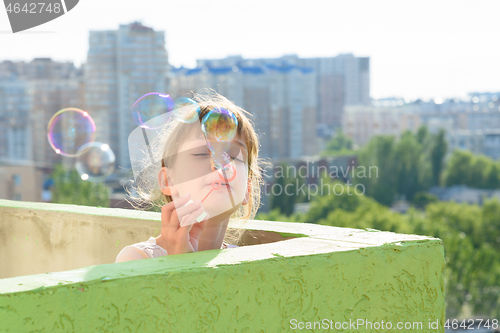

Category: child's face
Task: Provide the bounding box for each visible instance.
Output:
[163,124,249,218]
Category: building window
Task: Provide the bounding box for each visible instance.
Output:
[12,174,21,186]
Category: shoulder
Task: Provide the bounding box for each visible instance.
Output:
[115,245,150,263]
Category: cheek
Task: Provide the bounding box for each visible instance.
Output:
[172,156,212,184]
[233,163,249,190]
[170,176,206,200]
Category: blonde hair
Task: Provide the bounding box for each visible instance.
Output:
[127,89,264,245]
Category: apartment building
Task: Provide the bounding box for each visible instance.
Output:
[0,58,82,169]
[170,62,317,159]
[85,22,169,169]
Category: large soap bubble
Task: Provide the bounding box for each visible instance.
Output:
[75,142,115,181]
[47,108,96,157]
[131,92,175,129]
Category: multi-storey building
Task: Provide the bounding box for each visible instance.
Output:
[195,54,370,132]
[0,159,43,202]
[445,129,500,160]
[343,104,403,146]
[85,22,169,169]
[0,58,83,202]
[169,62,317,159]
[0,58,82,169]
[343,94,500,160]
[0,78,32,162]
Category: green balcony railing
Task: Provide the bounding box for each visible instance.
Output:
[0,199,445,332]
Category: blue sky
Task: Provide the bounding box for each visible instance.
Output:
[1,0,499,100]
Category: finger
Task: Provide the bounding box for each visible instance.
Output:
[179,205,205,229]
[176,199,202,220]
[178,205,205,232]
[163,193,191,223]
[170,193,191,212]
[164,193,192,231]
[161,202,174,228]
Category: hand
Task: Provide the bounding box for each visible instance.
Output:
[159,193,209,255]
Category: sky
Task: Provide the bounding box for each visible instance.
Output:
[1,0,499,100]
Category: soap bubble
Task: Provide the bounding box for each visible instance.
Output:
[75,142,115,181]
[201,107,238,142]
[131,92,175,129]
[201,107,238,170]
[173,97,200,123]
[47,108,96,157]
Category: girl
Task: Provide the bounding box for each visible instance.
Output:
[115,91,263,262]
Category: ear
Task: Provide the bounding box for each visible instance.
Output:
[242,179,251,205]
[158,167,176,196]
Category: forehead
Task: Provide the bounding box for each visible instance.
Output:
[176,121,248,149]
[180,132,247,150]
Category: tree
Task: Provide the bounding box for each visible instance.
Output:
[321,129,355,156]
[484,163,500,189]
[411,192,439,209]
[443,150,500,189]
[411,199,500,318]
[442,150,474,187]
[259,171,500,317]
[51,164,110,207]
[468,155,490,188]
[416,125,430,145]
[431,128,448,186]
[354,135,398,206]
[394,130,432,201]
[269,164,296,216]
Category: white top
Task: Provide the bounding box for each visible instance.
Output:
[115,237,238,262]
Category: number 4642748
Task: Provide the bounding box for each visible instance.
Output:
[6,3,62,14]
[444,318,498,330]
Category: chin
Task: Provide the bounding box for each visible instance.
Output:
[203,195,244,218]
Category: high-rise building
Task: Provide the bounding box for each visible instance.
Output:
[85,22,169,169]
[299,55,370,130]
[196,54,370,132]
[0,78,32,161]
[0,58,82,202]
[0,58,83,168]
[169,62,317,159]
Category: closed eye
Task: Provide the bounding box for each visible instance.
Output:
[231,156,244,162]
[194,154,244,163]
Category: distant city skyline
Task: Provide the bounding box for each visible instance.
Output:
[1,0,499,100]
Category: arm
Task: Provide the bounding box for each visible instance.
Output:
[115,246,149,263]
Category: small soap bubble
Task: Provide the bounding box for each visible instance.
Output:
[75,142,115,182]
[131,92,175,129]
[47,108,96,157]
[173,97,200,123]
